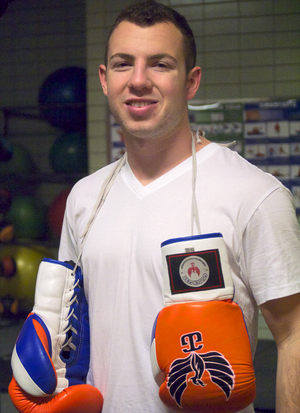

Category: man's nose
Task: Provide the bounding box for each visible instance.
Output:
[127,63,152,90]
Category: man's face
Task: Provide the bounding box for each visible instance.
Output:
[99,21,200,142]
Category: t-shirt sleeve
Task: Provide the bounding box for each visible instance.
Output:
[243,186,300,306]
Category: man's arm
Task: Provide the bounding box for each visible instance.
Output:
[260,292,300,412]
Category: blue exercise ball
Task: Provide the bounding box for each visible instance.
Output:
[0,137,13,162]
[49,131,88,173]
[39,66,86,131]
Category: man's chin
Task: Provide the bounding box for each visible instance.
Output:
[122,125,160,141]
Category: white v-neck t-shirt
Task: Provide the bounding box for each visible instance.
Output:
[59,143,300,413]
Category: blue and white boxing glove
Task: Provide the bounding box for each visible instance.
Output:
[9,259,103,413]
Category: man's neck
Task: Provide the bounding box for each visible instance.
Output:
[124,129,210,186]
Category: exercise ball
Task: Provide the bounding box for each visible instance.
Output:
[39,66,86,131]
[0,294,19,318]
[0,143,35,175]
[0,189,12,213]
[0,244,53,312]
[48,187,71,238]
[49,131,87,173]
[0,137,13,162]
[0,220,14,243]
[7,195,46,240]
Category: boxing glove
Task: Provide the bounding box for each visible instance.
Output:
[150,233,256,413]
[9,258,103,413]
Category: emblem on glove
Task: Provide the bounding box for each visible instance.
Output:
[179,256,209,288]
[166,249,225,295]
[167,331,235,408]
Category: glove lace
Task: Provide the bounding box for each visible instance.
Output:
[61,275,82,352]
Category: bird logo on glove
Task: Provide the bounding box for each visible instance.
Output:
[167,331,235,408]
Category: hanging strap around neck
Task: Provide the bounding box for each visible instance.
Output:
[73,152,127,273]
[191,131,201,236]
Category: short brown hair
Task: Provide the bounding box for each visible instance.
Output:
[104,0,197,74]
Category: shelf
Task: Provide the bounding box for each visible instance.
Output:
[1,172,85,185]
[1,104,86,137]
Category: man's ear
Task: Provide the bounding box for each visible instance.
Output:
[186,66,201,100]
[99,65,108,96]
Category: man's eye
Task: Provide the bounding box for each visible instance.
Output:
[154,62,170,70]
[113,62,130,70]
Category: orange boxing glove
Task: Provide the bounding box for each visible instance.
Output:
[9,377,103,413]
[150,233,256,412]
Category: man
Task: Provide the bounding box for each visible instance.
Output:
[31,1,300,412]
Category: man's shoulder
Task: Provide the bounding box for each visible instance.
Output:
[213,144,281,187]
[73,161,120,192]
[65,160,122,213]
[207,145,284,212]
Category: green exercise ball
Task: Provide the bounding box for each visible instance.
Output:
[49,131,87,173]
[7,196,46,240]
[0,143,35,175]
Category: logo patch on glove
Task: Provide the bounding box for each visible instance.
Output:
[167,331,235,408]
[166,249,225,294]
[179,256,209,287]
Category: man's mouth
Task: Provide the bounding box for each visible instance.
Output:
[126,101,156,107]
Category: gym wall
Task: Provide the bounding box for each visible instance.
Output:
[0,0,299,176]
[86,0,300,172]
[0,0,86,207]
